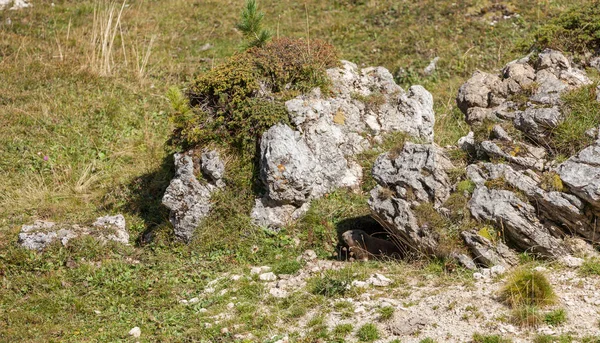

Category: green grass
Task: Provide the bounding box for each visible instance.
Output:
[534,334,576,343]
[544,308,568,326]
[472,333,513,343]
[500,268,556,308]
[356,323,379,342]
[377,306,395,321]
[580,258,600,276]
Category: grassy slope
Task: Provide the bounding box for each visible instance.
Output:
[0,0,592,341]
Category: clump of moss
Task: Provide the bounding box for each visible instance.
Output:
[539,172,564,192]
[170,37,339,154]
[500,268,556,308]
[526,2,600,55]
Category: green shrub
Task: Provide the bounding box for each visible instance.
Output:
[527,2,600,54]
[356,323,379,342]
[171,37,339,154]
[544,308,567,326]
[273,259,304,275]
[236,0,272,48]
[500,268,555,308]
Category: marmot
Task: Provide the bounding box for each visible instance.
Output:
[341,229,404,261]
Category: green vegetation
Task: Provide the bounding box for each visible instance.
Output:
[333,323,354,338]
[2,0,600,340]
[526,3,600,55]
[356,323,380,342]
[236,0,272,48]
[310,270,352,297]
[533,334,577,343]
[500,268,556,308]
[544,308,568,326]
[580,258,600,276]
[511,305,543,327]
[472,333,513,343]
[551,84,600,156]
[377,306,395,321]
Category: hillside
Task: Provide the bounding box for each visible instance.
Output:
[1,0,600,342]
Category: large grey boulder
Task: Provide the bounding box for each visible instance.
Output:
[368,143,453,256]
[558,142,600,211]
[252,61,436,229]
[468,187,568,257]
[18,214,129,251]
[162,150,224,242]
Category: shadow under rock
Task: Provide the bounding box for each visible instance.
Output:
[335,215,407,260]
[120,154,175,246]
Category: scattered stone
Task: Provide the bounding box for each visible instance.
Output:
[128,327,141,338]
[0,0,30,10]
[226,302,235,309]
[188,297,199,304]
[559,255,584,268]
[424,57,440,75]
[259,272,277,281]
[300,249,317,261]
[367,273,392,287]
[269,288,288,298]
[18,215,129,251]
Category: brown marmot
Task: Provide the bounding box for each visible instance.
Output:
[341,229,404,261]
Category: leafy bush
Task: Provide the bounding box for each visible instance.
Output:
[171,38,339,154]
[500,268,555,308]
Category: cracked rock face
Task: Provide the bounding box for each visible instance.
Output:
[18,214,129,251]
[162,150,224,242]
[457,49,591,126]
[252,61,436,229]
[368,143,453,256]
[558,142,600,212]
[468,187,569,257]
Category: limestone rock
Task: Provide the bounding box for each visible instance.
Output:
[461,230,518,267]
[558,142,600,211]
[467,163,595,241]
[252,61,437,229]
[468,187,568,257]
[18,215,129,251]
[162,150,224,242]
[0,0,30,10]
[371,142,452,206]
[369,143,453,256]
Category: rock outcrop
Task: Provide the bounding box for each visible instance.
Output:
[368,143,453,256]
[365,49,599,266]
[162,150,225,242]
[252,61,436,229]
[18,214,129,251]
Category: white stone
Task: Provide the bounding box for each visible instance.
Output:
[128,327,141,338]
[351,280,368,288]
[188,297,199,304]
[559,255,584,268]
[227,302,235,309]
[259,272,277,281]
[490,265,506,276]
[269,288,289,298]
[367,273,392,287]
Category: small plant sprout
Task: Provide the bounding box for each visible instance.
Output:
[236,0,272,48]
